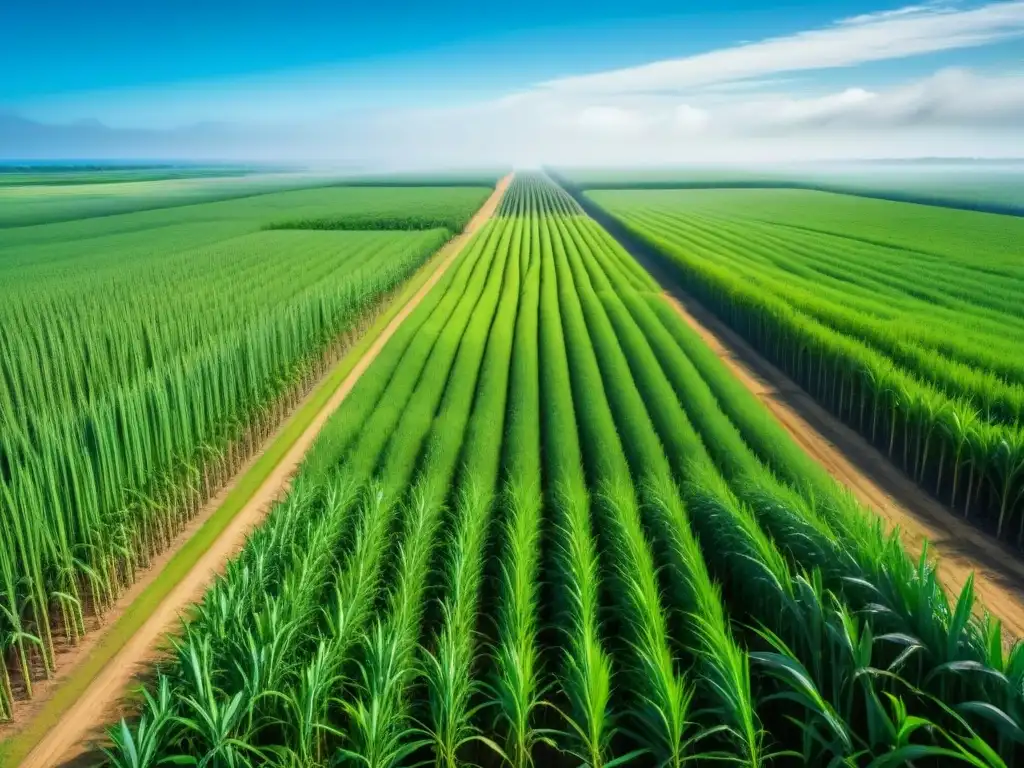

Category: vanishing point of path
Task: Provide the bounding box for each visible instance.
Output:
[574,188,1024,641]
[8,174,512,768]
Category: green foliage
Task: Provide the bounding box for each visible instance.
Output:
[499,174,584,217]
[72,172,1022,768]
[265,188,491,235]
[0,171,492,229]
[591,187,1024,546]
[559,164,1024,216]
[0,184,491,725]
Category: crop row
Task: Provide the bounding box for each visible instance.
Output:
[497,173,583,217]
[588,189,1024,549]
[265,189,494,234]
[99,174,1024,767]
[0,228,448,722]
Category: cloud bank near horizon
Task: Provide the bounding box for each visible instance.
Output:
[4,1,1024,164]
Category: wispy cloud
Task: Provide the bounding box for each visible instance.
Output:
[6,67,1022,165]
[836,3,944,26]
[732,68,1024,131]
[539,1,1024,94]
[5,2,1024,164]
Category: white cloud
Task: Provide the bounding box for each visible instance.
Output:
[370,68,1024,165]
[576,106,650,135]
[674,104,710,132]
[727,87,881,130]
[837,4,941,26]
[7,3,1024,164]
[539,1,1024,95]
[727,68,1024,131]
[9,67,1021,165]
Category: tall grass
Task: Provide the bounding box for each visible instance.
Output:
[0,229,447,719]
[91,173,1021,767]
[538,209,615,766]
[557,214,765,763]
[550,211,705,766]
[419,214,519,767]
[595,194,1024,546]
[338,220,510,766]
[490,205,550,768]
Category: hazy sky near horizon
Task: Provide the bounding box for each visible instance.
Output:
[3,0,1024,164]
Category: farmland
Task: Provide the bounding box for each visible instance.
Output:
[0,169,503,228]
[85,173,1024,767]
[560,161,1024,216]
[0,181,494,728]
[0,165,258,187]
[0,172,303,228]
[586,187,1024,552]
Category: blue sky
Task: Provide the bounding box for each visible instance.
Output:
[3,1,1023,163]
[3,0,875,100]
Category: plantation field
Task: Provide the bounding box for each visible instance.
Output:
[0,183,494,725]
[0,173,329,228]
[328,170,508,187]
[594,188,1024,269]
[97,174,1024,766]
[0,172,472,229]
[0,167,510,229]
[558,162,1024,216]
[589,187,1024,551]
[1,184,492,251]
[0,165,258,187]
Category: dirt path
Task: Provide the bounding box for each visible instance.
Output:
[10,174,511,768]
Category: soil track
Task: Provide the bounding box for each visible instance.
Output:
[7,174,511,768]
[573,187,1024,640]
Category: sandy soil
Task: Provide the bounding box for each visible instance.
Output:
[10,174,511,768]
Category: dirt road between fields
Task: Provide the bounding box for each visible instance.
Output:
[8,174,511,768]
[569,186,1024,641]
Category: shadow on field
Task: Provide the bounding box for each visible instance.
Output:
[52,659,165,768]
[554,173,1024,618]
